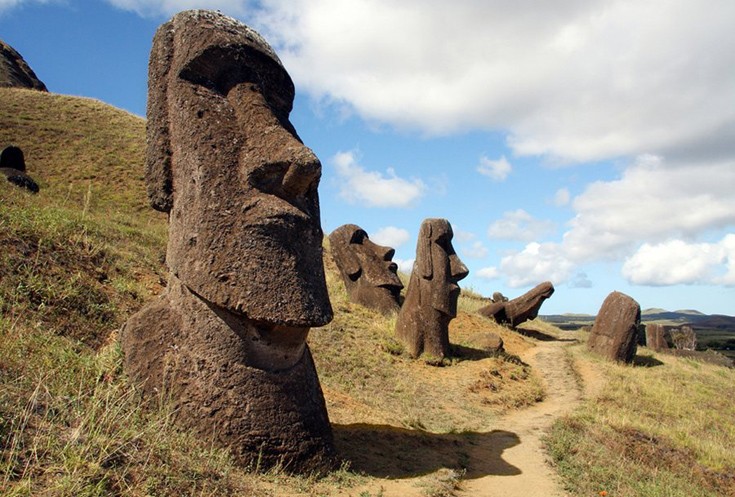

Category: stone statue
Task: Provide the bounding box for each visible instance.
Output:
[1,146,39,193]
[478,281,554,328]
[588,291,640,363]
[121,10,335,472]
[328,224,403,314]
[395,219,468,359]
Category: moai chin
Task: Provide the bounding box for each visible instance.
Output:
[121,10,335,473]
[395,219,469,359]
[329,224,403,314]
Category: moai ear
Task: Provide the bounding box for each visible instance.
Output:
[145,21,175,213]
[419,221,433,279]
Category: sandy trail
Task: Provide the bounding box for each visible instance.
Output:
[458,335,582,496]
[324,331,584,497]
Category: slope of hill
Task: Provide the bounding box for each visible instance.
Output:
[2,88,734,497]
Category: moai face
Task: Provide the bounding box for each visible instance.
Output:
[146,10,332,328]
[416,219,469,317]
[329,224,403,313]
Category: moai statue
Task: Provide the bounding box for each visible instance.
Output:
[588,291,640,363]
[478,281,554,328]
[121,10,335,472]
[0,146,39,193]
[328,224,403,314]
[395,219,469,359]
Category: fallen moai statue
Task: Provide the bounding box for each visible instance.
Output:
[478,281,554,328]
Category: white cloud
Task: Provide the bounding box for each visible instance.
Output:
[370,226,410,248]
[332,150,426,208]
[462,241,488,259]
[477,155,512,181]
[393,257,415,274]
[552,188,570,207]
[453,228,476,243]
[0,0,57,14]
[487,209,555,242]
[498,242,573,288]
[476,267,500,280]
[236,0,735,166]
[622,235,735,286]
[570,271,592,288]
[562,154,735,262]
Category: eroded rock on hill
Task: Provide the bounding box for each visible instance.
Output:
[588,291,640,363]
[0,40,47,91]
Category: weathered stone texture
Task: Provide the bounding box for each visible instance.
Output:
[122,10,334,472]
[0,40,47,91]
[479,281,554,328]
[395,219,468,359]
[645,323,669,352]
[588,291,641,363]
[329,224,403,314]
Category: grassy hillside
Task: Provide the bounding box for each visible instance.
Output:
[0,88,543,496]
[2,87,734,497]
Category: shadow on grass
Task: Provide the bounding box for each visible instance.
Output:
[632,355,665,367]
[515,327,578,343]
[334,423,521,479]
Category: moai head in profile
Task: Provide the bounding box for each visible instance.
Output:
[328,224,403,314]
[121,10,334,472]
[395,219,469,359]
[479,281,554,328]
[0,145,39,193]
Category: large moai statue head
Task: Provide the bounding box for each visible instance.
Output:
[122,10,335,473]
[395,219,469,359]
[147,9,331,329]
[328,224,403,314]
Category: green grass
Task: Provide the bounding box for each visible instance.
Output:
[546,344,735,497]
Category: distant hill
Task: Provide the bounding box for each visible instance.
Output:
[542,308,735,331]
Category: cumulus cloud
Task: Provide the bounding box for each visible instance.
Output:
[488,209,555,242]
[622,235,735,286]
[236,0,735,166]
[0,0,57,14]
[332,150,426,208]
[497,242,573,288]
[570,272,593,288]
[476,267,500,280]
[370,226,410,248]
[477,155,512,181]
[462,241,489,259]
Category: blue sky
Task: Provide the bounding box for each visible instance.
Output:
[2,0,735,315]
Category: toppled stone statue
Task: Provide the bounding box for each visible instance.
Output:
[588,291,640,363]
[478,281,554,328]
[1,146,39,193]
[328,224,403,314]
[395,219,468,359]
[645,323,669,352]
[0,39,47,91]
[121,10,335,472]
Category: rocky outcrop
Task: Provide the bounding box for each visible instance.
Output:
[479,281,554,328]
[121,10,334,473]
[587,291,640,363]
[0,40,47,91]
[329,224,403,314]
[395,219,468,359]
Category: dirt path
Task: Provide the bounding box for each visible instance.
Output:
[458,334,582,496]
[324,331,585,497]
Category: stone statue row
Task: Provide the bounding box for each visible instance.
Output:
[120,10,554,474]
